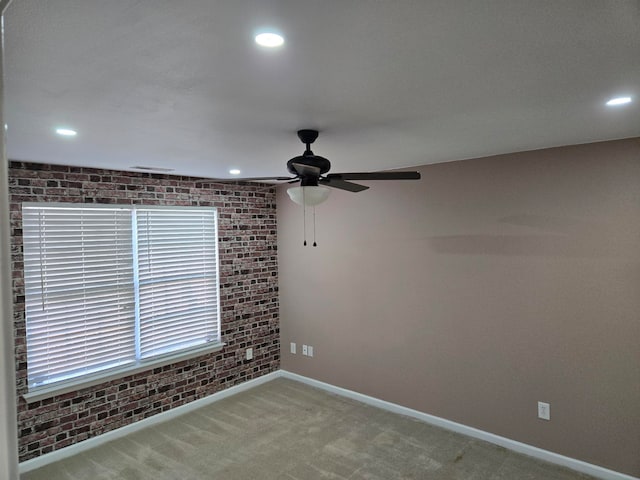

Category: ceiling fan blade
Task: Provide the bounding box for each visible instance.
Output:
[211,176,296,182]
[319,178,369,192]
[291,162,322,177]
[326,171,421,181]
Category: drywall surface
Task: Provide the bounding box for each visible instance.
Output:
[278,138,640,477]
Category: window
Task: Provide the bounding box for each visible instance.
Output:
[22,203,221,392]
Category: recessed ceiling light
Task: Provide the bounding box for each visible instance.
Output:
[229,169,241,175]
[56,128,77,136]
[606,96,632,106]
[255,32,284,48]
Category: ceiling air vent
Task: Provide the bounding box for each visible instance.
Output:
[131,166,175,173]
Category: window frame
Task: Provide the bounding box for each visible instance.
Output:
[21,202,225,403]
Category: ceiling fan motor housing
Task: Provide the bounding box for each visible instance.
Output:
[287,130,331,182]
[286,155,331,178]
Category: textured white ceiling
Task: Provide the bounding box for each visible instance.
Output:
[4,1,640,179]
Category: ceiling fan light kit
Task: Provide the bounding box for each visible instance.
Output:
[287,186,331,206]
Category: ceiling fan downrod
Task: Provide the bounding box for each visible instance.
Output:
[299,130,317,157]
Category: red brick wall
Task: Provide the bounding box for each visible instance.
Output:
[8,161,280,461]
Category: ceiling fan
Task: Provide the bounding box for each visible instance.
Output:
[223,129,421,246]
[227,129,421,205]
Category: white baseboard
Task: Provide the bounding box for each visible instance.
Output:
[19,371,280,474]
[20,369,638,480]
[280,370,638,480]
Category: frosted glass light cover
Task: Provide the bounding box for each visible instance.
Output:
[287,186,330,206]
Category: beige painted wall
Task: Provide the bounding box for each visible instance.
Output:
[277,137,640,477]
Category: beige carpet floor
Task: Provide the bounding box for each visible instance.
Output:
[21,377,596,480]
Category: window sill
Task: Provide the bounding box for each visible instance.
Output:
[23,342,226,404]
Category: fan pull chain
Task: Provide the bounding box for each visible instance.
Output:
[312,206,317,247]
[303,189,307,246]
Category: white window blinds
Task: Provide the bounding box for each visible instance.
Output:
[23,205,136,388]
[136,208,220,359]
[22,203,220,391]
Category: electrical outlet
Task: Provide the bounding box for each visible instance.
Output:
[302,344,308,356]
[308,345,314,357]
[246,348,253,360]
[538,401,550,420]
[290,342,296,354]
